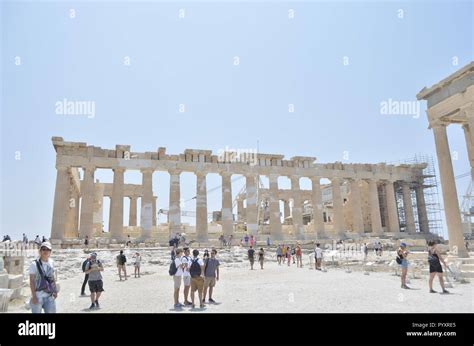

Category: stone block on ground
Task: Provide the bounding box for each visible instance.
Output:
[0,273,9,289]
[8,274,24,290]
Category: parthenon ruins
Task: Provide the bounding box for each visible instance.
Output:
[50,137,436,245]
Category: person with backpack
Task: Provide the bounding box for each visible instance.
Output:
[427,241,449,294]
[248,246,255,270]
[81,255,91,296]
[397,243,410,289]
[203,248,220,304]
[189,249,205,309]
[182,247,192,306]
[171,248,185,308]
[84,252,104,309]
[116,250,127,281]
[28,242,58,313]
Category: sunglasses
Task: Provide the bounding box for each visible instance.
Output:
[40,248,51,252]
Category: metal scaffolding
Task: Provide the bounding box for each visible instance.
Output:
[389,154,444,238]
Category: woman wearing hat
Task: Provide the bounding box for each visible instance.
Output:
[397,242,410,289]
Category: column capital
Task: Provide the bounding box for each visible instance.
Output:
[195,171,207,178]
[330,176,342,183]
[82,165,96,172]
[219,171,232,178]
[56,165,69,171]
[268,173,279,182]
[168,168,181,176]
[309,176,321,182]
[113,167,126,173]
[140,167,154,174]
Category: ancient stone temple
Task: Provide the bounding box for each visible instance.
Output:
[50,137,436,244]
[417,61,474,258]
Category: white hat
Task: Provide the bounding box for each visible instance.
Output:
[40,242,52,250]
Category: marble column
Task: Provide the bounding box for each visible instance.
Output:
[152,196,157,227]
[221,172,234,237]
[415,185,430,233]
[385,180,400,233]
[283,200,291,221]
[331,177,345,239]
[169,169,182,238]
[129,196,137,226]
[432,124,467,257]
[237,197,245,222]
[51,166,70,240]
[268,174,283,239]
[140,168,153,240]
[290,175,304,239]
[93,181,105,236]
[245,175,258,237]
[350,179,364,235]
[462,123,474,180]
[79,166,95,238]
[310,177,325,238]
[196,172,208,242]
[402,182,416,234]
[74,194,80,237]
[64,185,77,239]
[109,168,125,241]
[368,179,383,235]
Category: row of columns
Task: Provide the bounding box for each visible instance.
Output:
[52,167,430,242]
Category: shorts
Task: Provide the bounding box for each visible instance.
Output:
[204,277,216,288]
[400,259,409,269]
[134,263,140,268]
[277,255,282,258]
[183,276,191,287]
[191,277,204,292]
[249,258,255,264]
[173,275,182,289]
[88,280,104,293]
[117,264,125,269]
[429,264,443,273]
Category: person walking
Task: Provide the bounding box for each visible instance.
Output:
[173,248,185,308]
[182,247,192,306]
[29,242,58,313]
[116,250,127,281]
[133,252,141,278]
[248,246,255,270]
[276,244,282,265]
[189,249,205,309]
[203,249,220,304]
[428,241,449,294]
[84,252,104,309]
[84,235,89,249]
[282,245,287,264]
[286,246,292,267]
[80,255,91,296]
[258,247,265,269]
[295,244,303,268]
[397,243,410,289]
[314,243,323,270]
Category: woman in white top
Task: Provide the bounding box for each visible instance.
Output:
[133,252,141,278]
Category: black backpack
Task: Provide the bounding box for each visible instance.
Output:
[82,259,90,272]
[169,257,178,276]
[189,258,202,278]
[396,256,402,264]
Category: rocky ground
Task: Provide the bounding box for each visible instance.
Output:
[5,245,473,313]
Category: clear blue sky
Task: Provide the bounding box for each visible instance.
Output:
[1,0,472,240]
